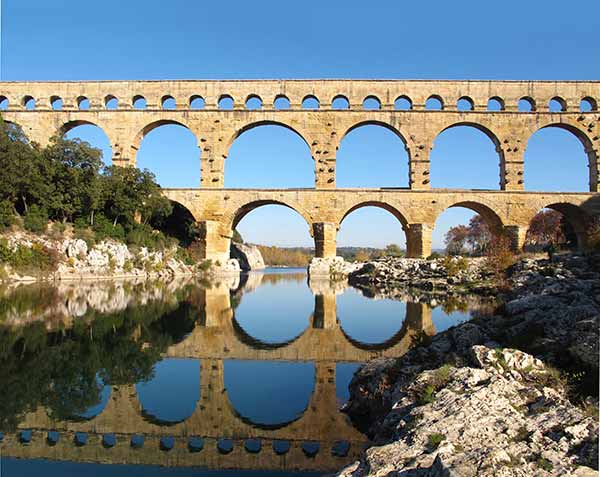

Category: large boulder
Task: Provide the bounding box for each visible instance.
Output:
[230,242,265,271]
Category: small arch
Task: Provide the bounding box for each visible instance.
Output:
[0,96,8,110]
[518,96,535,112]
[245,94,262,110]
[190,95,205,109]
[425,95,443,110]
[457,96,474,111]
[301,95,320,109]
[580,97,597,112]
[104,95,118,110]
[218,94,234,110]
[548,96,567,112]
[51,96,63,110]
[274,95,290,110]
[161,95,176,110]
[22,96,36,110]
[331,95,349,110]
[363,95,381,110]
[217,439,234,454]
[133,95,147,110]
[487,96,504,111]
[77,96,90,110]
[244,439,261,454]
[394,95,412,110]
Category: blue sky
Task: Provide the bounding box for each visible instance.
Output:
[2,0,597,249]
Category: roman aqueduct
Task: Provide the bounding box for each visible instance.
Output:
[1,79,599,260]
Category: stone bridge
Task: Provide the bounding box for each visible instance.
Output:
[1,80,599,260]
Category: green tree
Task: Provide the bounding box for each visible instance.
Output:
[384,243,404,257]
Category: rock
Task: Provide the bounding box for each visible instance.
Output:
[230,242,265,271]
[63,238,88,259]
[337,347,598,477]
[307,256,362,280]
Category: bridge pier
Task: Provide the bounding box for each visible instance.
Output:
[504,225,528,252]
[198,220,231,264]
[405,223,432,258]
[313,222,337,258]
[312,293,338,329]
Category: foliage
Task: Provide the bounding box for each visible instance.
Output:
[427,433,445,450]
[485,234,516,278]
[23,205,48,233]
[525,209,566,247]
[0,200,15,230]
[442,256,468,276]
[0,239,59,273]
[383,243,404,257]
[256,245,313,267]
[445,215,491,256]
[427,251,442,260]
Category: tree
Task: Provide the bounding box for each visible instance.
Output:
[445,224,470,255]
[525,209,566,247]
[41,136,104,223]
[466,215,491,254]
[101,166,172,227]
[384,243,404,257]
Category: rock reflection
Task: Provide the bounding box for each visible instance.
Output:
[0,271,493,472]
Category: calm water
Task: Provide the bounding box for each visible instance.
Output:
[0,269,489,476]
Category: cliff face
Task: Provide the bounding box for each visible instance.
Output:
[230,242,265,271]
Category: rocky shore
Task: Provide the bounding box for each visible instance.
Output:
[337,253,599,476]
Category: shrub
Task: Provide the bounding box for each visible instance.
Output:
[485,234,516,278]
[427,251,442,260]
[0,241,59,273]
[92,214,125,241]
[23,205,48,233]
[0,200,15,230]
[427,433,445,450]
[442,256,468,276]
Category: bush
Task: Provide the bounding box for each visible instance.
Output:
[485,234,516,278]
[0,240,59,273]
[92,214,125,241]
[442,256,468,276]
[427,251,442,260]
[427,433,445,450]
[23,205,48,233]
[0,200,15,230]
[126,223,174,251]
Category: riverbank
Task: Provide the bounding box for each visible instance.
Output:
[0,228,241,282]
[336,253,599,476]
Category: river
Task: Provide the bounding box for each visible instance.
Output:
[0,268,492,476]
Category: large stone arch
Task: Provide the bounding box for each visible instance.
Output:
[525,121,598,192]
[225,120,313,155]
[337,120,409,153]
[130,118,197,165]
[337,200,409,229]
[229,199,314,232]
[525,201,592,251]
[431,121,504,189]
[433,200,505,234]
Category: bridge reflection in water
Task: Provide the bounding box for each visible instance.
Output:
[0,270,467,473]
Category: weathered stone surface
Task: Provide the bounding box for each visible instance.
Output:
[338,347,598,477]
[230,242,265,271]
[308,256,363,280]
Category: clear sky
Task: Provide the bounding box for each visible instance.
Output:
[1,0,597,249]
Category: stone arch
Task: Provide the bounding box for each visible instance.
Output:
[189,95,205,109]
[273,94,290,109]
[245,94,262,110]
[51,95,63,110]
[59,120,114,165]
[331,95,350,109]
[487,96,505,111]
[77,96,90,110]
[528,202,591,251]
[131,119,196,162]
[525,122,597,192]
[0,95,9,110]
[339,120,409,149]
[301,95,320,109]
[548,96,567,112]
[437,200,505,234]
[457,96,474,111]
[431,121,504,189]
[338,201,409,229]
[518,96,536,112]
[426,95,444,110]
[225,120,312,156]
[104,95,118,110]
[218,94,235,110]
[161,95,176,110]
[394,95,412,110]
[580,97,597,112]
[230,199,313,232]
[22,95,36,110]
[362,95,381,110]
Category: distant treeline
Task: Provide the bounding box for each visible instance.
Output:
[251,243,406,267]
